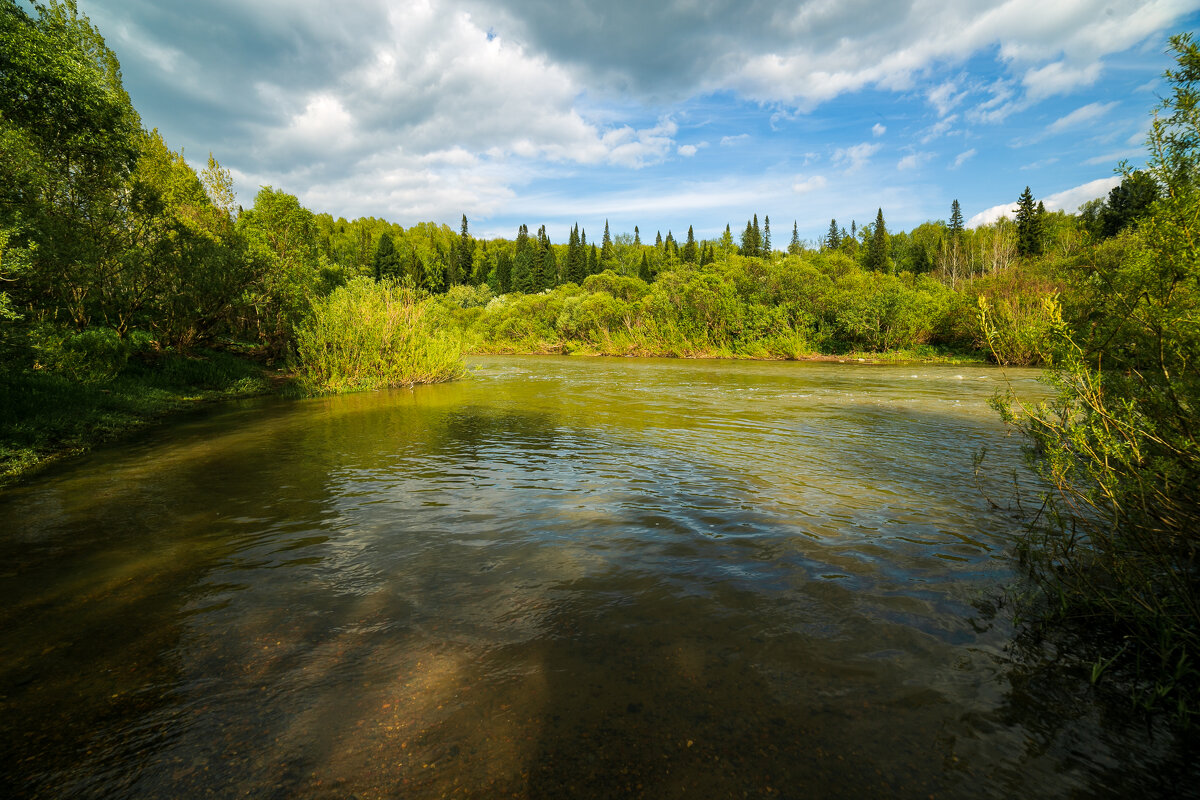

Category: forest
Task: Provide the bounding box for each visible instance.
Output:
[1,2,1198,722]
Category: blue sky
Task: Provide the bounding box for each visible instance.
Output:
[80,0,1200,242]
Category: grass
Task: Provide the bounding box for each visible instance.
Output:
[0,348,284,487]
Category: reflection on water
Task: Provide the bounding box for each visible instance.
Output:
[0,356,1192,798]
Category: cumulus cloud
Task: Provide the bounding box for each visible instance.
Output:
[967,176,1122,227]
[833,142,881,173]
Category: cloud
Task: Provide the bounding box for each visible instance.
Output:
[678,144,698,157]
[897,152,933,170]
[920,115,958,143]
[1023,60,1103,101]
[1047,101,1118,135]
[951,149,977,169]
[720,134,750,146]
[832,142,881,173]
[927,80,967,117]
[791,175,828,194]
[872,123,886,137]
[967,176,1122,226]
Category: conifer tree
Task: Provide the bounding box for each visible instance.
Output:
[683,225,698,263]
[567,224,585,284]
[634,226,641,246]
[742,220,755,256]
[373,232,397,281]
[721,224,735,262]
[949,200,963,240]
[866,208,888,272]
[588,243,598,276]
[512,223,534,292]
[752,214,762,257]
[1014,186,1042,257]
[763,215,771,257]
[656,231,663,249]
[789,221,801,255]
[601,219,614,268]
[458,214,473,284]
[541,245,557,290]
[826,219,840,251]
[638,251,651,282]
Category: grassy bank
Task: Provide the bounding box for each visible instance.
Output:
[0,349,285,487]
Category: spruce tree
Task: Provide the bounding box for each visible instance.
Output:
[373,232,397,281]
[512,224,534,292]
[763,215,771,257]
[588,243,598,276]
[742,220,755,255]
[634,226,641,246]
[655,231,663,249]
[601,219,614,268]
[638,251,651,282]
[721,224,735,262]
[866,208,888,272]
[683,225,698,263]
[567,224,585,284]
[790,221,801,255]
[458,214,473,284]
[1014,186,1041,257]
[825,219,839,251]
[949,200,964,240]
[541,245,557,290]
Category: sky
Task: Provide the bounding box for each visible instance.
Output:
[78,0,1200,242]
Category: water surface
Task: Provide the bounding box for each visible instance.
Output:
[0,356,1191,798]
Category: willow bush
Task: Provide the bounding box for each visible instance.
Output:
[294,277,464,394]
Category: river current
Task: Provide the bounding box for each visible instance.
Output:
[0,356,1192,798]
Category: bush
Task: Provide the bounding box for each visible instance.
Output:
[293,277,464,393]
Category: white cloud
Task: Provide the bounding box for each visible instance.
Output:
[872,123,886,137]
[951,149,977,169]
[1023,60,1103,101]
[920,115,959,144]
[967,176,1122,227]
[720,134,750,146]
[897,152,932,170]
[1047,101,1118,135]
[832,142,881,173]
[678,144,698,157]
[791,175,828,194]
[927,80,967,117]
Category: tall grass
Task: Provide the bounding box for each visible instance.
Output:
[294,277,464,394]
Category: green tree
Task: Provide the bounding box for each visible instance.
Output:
[682,225,698,263]
[1014,186,1042,257]
[763,215,772,257]
[720,224,735,263]
[373,232,397,281]
[601,219,614,270]
[866,208,888,272]
[457,215,473,284]
[789,221,801,255]
[825,219,840,251]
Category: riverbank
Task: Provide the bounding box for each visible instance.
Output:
[0,349,291,488]
[0,344,990,487]
[467,341,989,365]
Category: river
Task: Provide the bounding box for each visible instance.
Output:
[0,356,1192,798]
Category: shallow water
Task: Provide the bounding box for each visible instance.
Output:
[0,356,1192,798]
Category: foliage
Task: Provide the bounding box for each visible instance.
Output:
[293,277,464,394]
[990,33,1200,723]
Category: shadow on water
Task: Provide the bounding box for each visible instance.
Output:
[0,357,1196,798]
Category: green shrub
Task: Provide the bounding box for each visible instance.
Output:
[294,277,464,393]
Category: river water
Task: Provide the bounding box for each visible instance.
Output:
[0,356,1192,798]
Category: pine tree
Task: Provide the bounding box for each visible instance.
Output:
[866,208,888,272]
[634,226,641,247]
[1014,186,1041,257]
[721,224,735,262]
[763,215,771,257]
[601,219,614,269]
[752,214,762,257]
[567,223,585,284]
[541,245,557,290]
[655,230,663,249]
[789,221,801,255]
[825,219,839,251]
[742,220,755,256]
[588,243,598,276]
[683,225,698,263]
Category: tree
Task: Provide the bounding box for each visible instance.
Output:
[566,224,585,284]
[1100,171,1160,237]
[601,219,614,269]
[682,225,698,263]
[762,215,772,257]
[457,215,473,285]
[373,232,398,281]
[720,224,735,263]
[638,251,651,282]
[825,219,840,251]
[865,208,888,272]
[634,226,641,247]
[1014,186,1042,257]
[949,199,964,239]
[511,223,534,292]
[789,221,801,255]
